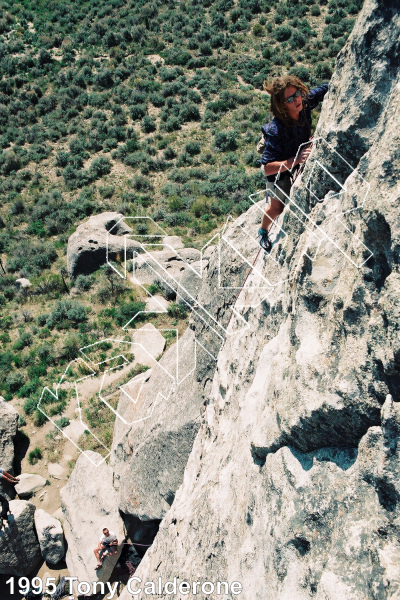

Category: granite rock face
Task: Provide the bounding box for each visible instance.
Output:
[0,397,19,498]
[60,451,125,591]
[34,509,65,565]
[111,204,262,525]
[116,2,400,598]
[67,212,142,278]
[0,500,41,575]
[15,473,47,499]
[131,323,166,367]
[0,398,18,474]
[131,246,203,301]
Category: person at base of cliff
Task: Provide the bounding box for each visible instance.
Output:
[258,75,329,253]
[0,494,11,530]
[94,527,118,569]
[0,467,19,484]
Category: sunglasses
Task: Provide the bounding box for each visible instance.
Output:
[285,90,305,104]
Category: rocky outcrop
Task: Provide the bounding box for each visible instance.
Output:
[0,398,18,473]
[131,323,166,367]
[132,246,203,301]
[34,509,65,565]
[67,212,142,278]
[15,473,47,498]
[145,293,169,312]
[15,278,31,288]
[0,397,19,498]
[0,500,41,575]
[111,204,262,526]
[176,261,203,307]
[116,1,400,598]
[60,451,125,591]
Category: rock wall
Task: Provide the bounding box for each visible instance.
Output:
[0,397,19,499]
[60,451,125,590]
[117,1,400,598]
[111,203,263,523]
[0,500,41,576]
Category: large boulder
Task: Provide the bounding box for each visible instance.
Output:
[132,246,203,300]
[34,509,65,565]
[0,397,19,498]
[145,294,169,312]
[15,473,47,499]
[15,278,31,289]
[162,235,184,250]
[67,212,142,278]
[131,323,166,366]
[0,500,41,575]
[60,451,125,591]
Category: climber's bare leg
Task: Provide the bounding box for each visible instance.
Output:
[261,196,285,231]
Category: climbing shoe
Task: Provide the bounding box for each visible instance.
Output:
[258,228,272,253]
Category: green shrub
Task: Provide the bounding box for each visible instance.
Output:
[6,241,57,277]
[28,447,42,464]
[115,301,146,326]
[275,26,292,41]
[62,335,81,359]
[130,104,147,120]
[133,175,154,193]
[6,372,24,393]
[167,302,188,320]
[13,332,32,351]
[179,103,201,122]
[141,115,157,133]
[165,211,191,226]
[89,156,111,179]
[184,142,201,155]
[214,130,238,152]
[289,66,311,82]
[33,410,48,427]
[54,416,70,428]
[75,274,95,292]
[147,282,162,295]
[191,196,212,217]
[164,146,177,160]
[46,299,87,329]
[162,116,181,132]
[315,61,333,79]
[24,397,39,416]
[290,30,307,48]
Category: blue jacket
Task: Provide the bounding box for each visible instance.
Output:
[260,83,329,179]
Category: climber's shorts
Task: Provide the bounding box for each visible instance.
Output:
[265,176,292,204]
[261,165,293,204]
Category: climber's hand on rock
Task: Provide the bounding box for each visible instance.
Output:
[298,146,311,164]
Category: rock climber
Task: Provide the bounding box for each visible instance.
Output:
[0,494,11,530]
[258,75,329,253]
[94,527,118,570]
[0,467,19,485]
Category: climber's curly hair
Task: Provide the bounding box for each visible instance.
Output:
[263,75,309,127]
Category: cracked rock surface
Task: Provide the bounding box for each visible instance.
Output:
[116,1,400,598]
